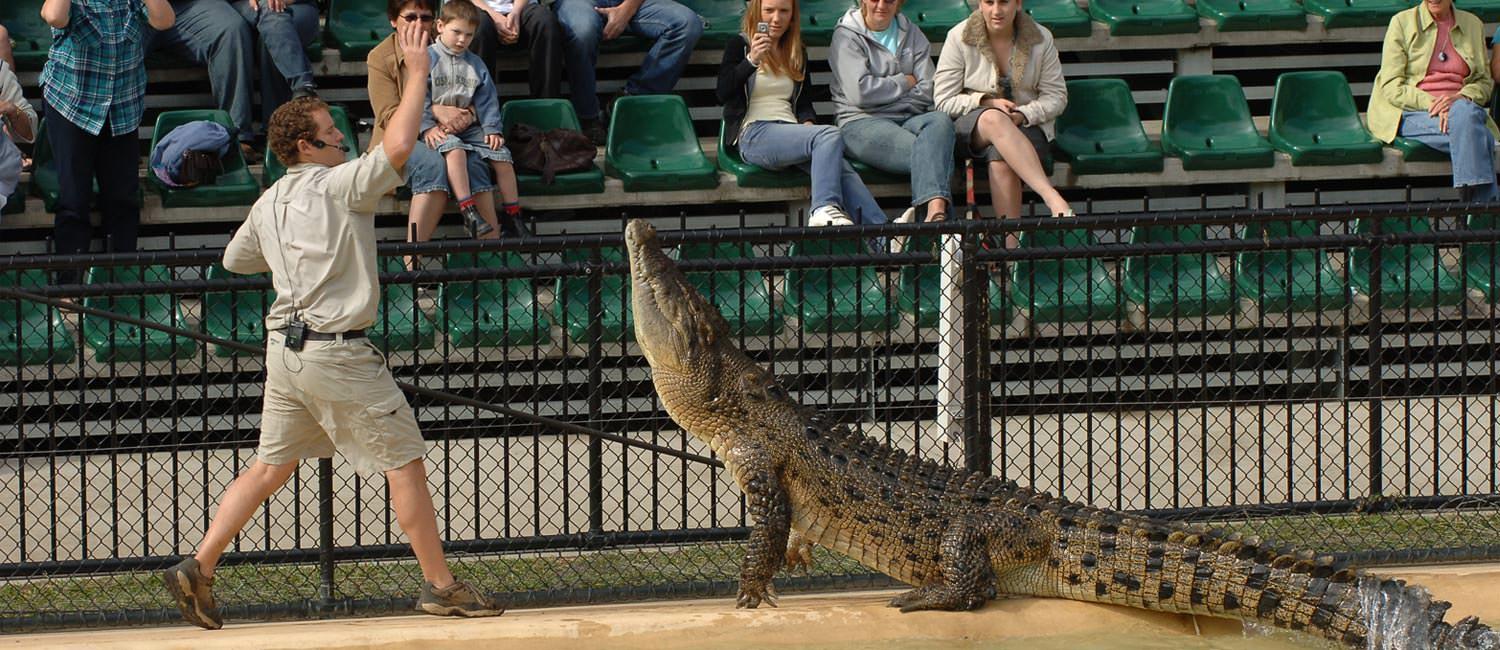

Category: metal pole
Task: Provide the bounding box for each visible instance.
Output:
[961,218,993,475]
[318,457,335,613]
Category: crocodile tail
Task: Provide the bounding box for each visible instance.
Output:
[1019,512,1497,649]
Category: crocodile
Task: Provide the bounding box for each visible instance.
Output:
[623,219,1497,649]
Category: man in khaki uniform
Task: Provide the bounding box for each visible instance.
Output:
[162,19,502,629]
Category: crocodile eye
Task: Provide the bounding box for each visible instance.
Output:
[764,383,789,401]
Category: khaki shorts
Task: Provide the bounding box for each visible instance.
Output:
[257,331,426,477]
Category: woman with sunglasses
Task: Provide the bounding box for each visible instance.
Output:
[828,0,955,224]
[934,0,1073,237]
[369,0,506,256]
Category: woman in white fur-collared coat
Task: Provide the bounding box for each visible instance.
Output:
[935,0,1073,232]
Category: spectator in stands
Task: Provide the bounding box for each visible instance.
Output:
[41,0,175,274]
[829,0,955,224]
[0,57,36,214]
[466,0,563,100]
[369,0,503,253]
[934,0,1073,235]
[718,0,887,231]
[165,21,503,628]
[233,0,322,124]
[424,0,527,237]
[1370,0,1499,202]
[554,0,704,144]
[0,25,15,72]
[151,0,261,163]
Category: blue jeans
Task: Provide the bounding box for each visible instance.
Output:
[739,121,886,225]
[233,0,319,123]
[840,112,956,208]
[554,0,703,120]
[1400,99,1500,201]
[405,142,497,196]
[152,0,256,143]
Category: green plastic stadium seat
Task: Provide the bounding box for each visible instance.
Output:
[500,99,606,195]
[555,247,633,344]
[148,110,260,207]
[1389,136,1447,162]
[800,0,852,44]
[1025,0,1094,38]
[202,264,273,357]
[783,238,898,333]
[441,251,551,348]
[81,266,198,362]
[679,241,783,336]
[1,0,51,70]
[717,121,808,188]
[1122,225,1236,318]
[327,0,391,59]
[1465,213,1500,301]
[606,95,718,192]
[0,269,75,365]
[897,236,1010,328]
[681,0,748,45]
[1349,217,1467,309]
[903,0,972,40]
[1233,221,1349,313]
[369,257,435,352]
[1162,75,1275,170]
[1269,72,1384,166]
[1454,0,1500,20]
[1302,0,1412,28]
[1010,229,1122,322]
[264,105,359,186]
[1088,0,1200,35]
[1053,79,1164,175]
[1195,0,1306,30]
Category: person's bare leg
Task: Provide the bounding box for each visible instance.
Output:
[924,196,948,222]
[405,191,449,269]
[492,162,520,204]
[988,160,1024,248]
[0,26,14,73]
[445,150,472,199]
[472,190,500,240]
[193,460,300,575]
[386,458,456,588]
[976,111,1071,215]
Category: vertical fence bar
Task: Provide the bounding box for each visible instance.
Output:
[1367,216,1385,498]
[318,457,335,610]
[962,220,992,474]
[587,246,605,535]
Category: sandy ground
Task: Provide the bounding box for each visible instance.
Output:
[4,564,1498,650]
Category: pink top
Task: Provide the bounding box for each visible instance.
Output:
[1418,13,1469,96]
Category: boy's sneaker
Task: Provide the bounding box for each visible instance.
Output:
[163,558,223,630]
[461,203,494,237]
[417,579,506,618]
[808,205,853,228]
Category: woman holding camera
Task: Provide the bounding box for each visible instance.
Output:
[717,0,886,229]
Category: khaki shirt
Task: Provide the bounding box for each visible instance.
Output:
[223,144,405,333]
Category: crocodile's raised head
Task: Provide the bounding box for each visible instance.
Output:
[626,220,795,453]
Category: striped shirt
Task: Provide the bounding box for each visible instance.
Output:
[40,0,151,137]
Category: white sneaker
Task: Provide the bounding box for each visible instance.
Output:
[809,205,853,227]
[890,207,917,253]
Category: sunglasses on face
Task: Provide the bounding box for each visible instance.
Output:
[399,13,435,22]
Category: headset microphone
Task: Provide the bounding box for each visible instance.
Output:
[312,139,351,153]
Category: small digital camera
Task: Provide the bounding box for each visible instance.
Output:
[756,21,769,34]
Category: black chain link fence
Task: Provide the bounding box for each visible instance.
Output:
[1,202,1498,631]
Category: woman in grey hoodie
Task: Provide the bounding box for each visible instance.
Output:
[828,0,955,223]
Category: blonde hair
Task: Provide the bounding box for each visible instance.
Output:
[741,0,805,82]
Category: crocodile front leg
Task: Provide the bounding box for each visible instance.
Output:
[736,450,790,609]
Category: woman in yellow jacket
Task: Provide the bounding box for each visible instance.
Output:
[1368,0,1499,201]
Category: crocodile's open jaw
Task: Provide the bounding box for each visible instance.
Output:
[626,219,712,374]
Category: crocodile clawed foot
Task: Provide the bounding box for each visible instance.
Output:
[784,535,816,572]
[888,586,986,613]
[737,581,779,609]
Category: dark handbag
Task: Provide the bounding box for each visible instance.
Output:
[508,123,596,184]
[177,149,224,188]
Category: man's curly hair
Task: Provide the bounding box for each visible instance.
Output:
[267,97,330,166]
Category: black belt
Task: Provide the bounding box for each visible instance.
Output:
[272,328,365,340]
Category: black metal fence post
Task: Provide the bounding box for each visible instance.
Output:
[587,246,605,535]
[962,217,993,475]
[1366,216,1385,498]
[318,457,335,612]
